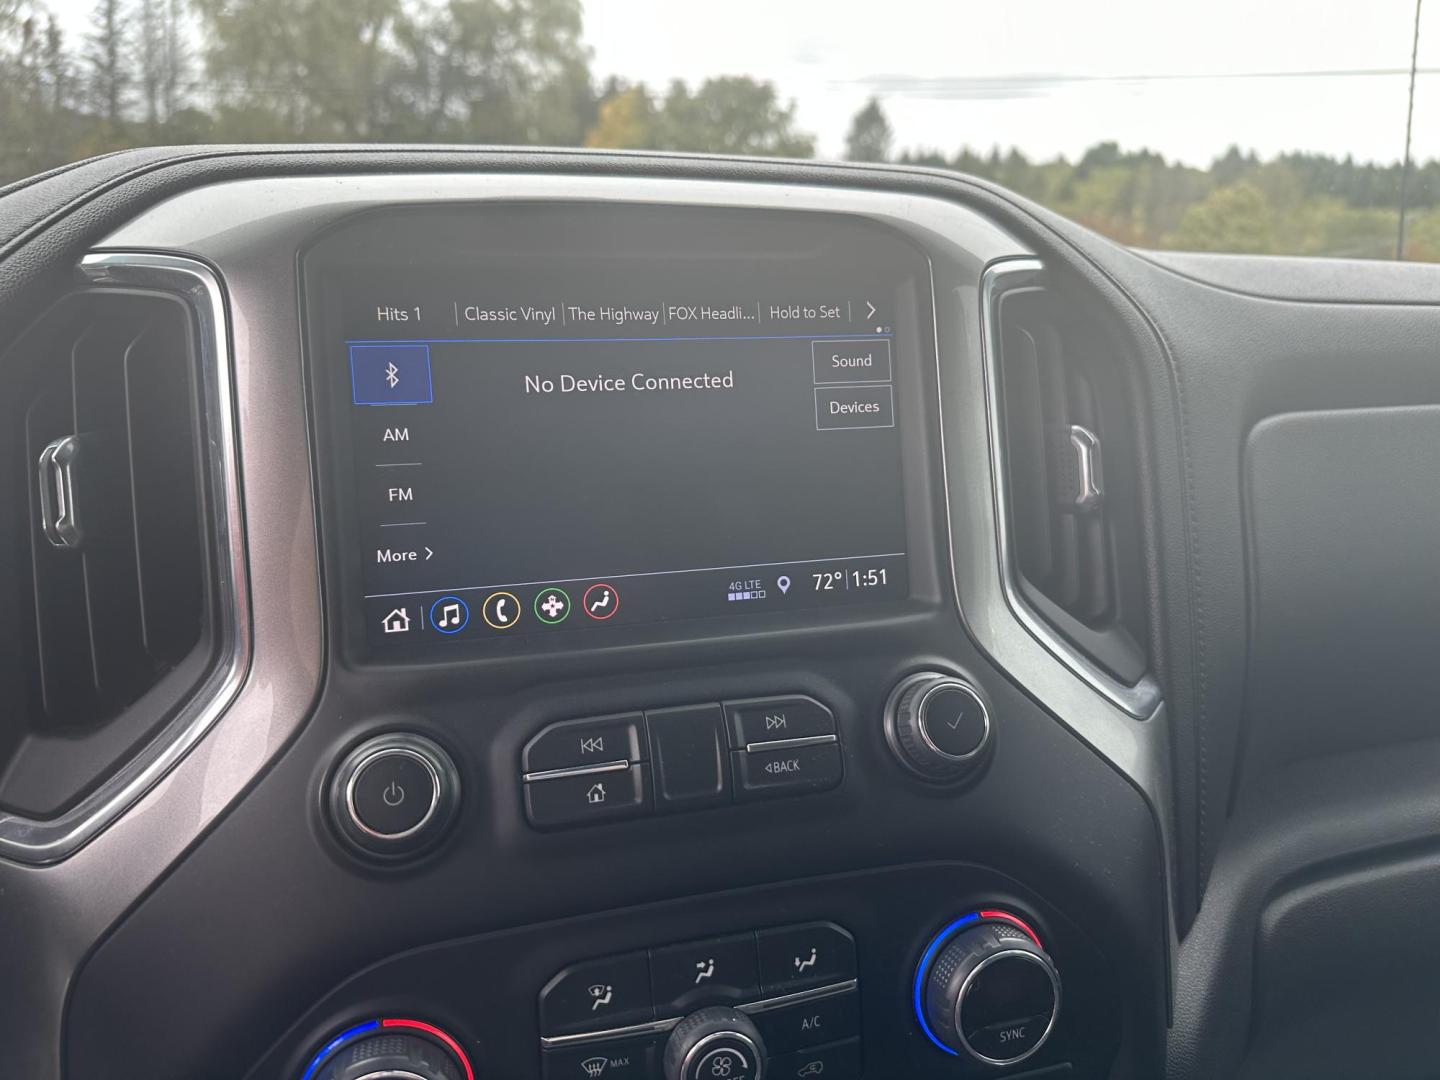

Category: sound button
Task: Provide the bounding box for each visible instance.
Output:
[483,590,522,629]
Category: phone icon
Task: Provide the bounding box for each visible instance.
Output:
[482,590,521,630]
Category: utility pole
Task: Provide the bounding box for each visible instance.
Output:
[1397,0,1423,260]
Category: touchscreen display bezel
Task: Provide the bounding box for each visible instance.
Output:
[302,202,949,665]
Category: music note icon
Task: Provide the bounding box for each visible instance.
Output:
[428,595,469,634]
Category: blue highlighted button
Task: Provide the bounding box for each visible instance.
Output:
[429,595,470,634]
[350,344,434,406]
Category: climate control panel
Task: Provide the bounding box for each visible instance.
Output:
[539,922,860,1079]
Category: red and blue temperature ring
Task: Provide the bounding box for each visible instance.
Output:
[912,909,1045,1056]
[299,1017,475,1080]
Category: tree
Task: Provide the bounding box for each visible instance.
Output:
[844,96,891,163]
[585,76,815,158]
[192,0,594,144]
[1168,182,1277,253]
[584,83,657,150]
[135,0,187,130]
[85,0,127,128]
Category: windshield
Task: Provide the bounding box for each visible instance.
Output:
[2,0,1435,261]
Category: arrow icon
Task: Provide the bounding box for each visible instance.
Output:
[865,301,877,320]
[425,546,434,560]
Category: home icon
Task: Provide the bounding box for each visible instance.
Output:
[381,607,412,634]
[586,782,608,805]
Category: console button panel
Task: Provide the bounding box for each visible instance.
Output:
[522,697,842,829]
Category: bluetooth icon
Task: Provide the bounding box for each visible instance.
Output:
[351,344,432,406]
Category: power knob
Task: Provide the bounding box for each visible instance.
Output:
[884,673,992,782]
[327,732,461,860]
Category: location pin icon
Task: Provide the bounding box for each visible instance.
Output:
[777,576,791,594]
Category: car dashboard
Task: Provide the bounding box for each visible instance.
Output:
[2,150,1438,1080]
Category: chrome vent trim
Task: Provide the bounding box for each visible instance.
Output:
[980,258,1162,719]
[0,253,249,865]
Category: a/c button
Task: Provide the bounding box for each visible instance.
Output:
[349,749,439,838]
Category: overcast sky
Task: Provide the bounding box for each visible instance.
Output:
[43,0,1439,166]
[587,0,1438,164]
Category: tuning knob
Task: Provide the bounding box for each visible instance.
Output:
[884,672,992,781]
[662,1006,766,1080]
[918,919,1060,1067]
[310,1032,464,1080]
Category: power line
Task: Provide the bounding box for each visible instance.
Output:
[850,66,1440,97]
[1397,0,1424,259]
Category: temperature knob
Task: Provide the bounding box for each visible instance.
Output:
[917,918,1060,1068]
[884,673,992,781]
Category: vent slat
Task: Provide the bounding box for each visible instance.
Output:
[73,315,151,703]
[124,308,204,662]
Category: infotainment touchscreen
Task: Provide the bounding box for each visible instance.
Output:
[308,206,925,649]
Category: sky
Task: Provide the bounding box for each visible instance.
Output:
[43,0,1439,167]
[585,0,1439,165]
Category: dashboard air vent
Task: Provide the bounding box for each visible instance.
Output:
[992,276,1149,691]
[1,285,214,823]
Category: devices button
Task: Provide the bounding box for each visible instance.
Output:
[540,952,656,1036]
[542,1035,660,1080]
[756,923,857,995]
[525,764,651,829]
[749,990,860,1054]
[650,933,760,1015]
[725,696,836,748]
[767,1038,862,1080]
[524,714,646,774]
[733,743,842,801]
[646,704,730,812]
